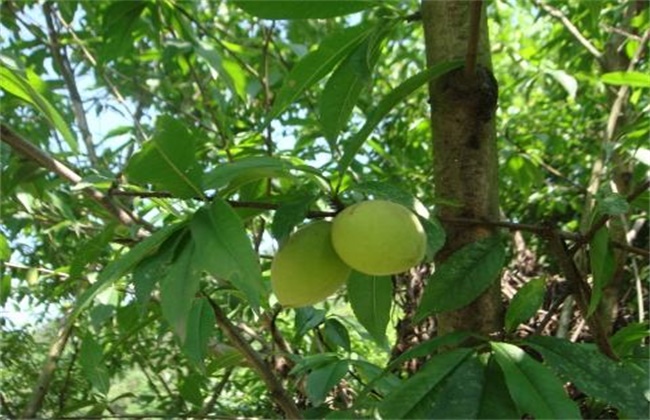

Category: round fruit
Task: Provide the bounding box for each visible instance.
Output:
[271,221,351,308]
[331,200,426,275]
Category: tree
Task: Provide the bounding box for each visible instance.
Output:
[1,1,648,418]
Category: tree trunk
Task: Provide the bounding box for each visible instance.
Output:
[421,0,503,336]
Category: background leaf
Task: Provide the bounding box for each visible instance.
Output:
[183,297,216,371]
[588,227,616,316]
[505,278,546,332]
[79,335,110,396]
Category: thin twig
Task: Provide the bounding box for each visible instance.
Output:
[0,125,152,236]
[534,0,603,63]
[43,2,97,164]
[204,294,303,419]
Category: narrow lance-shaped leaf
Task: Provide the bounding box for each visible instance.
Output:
[491,342,581,419]
[0,66,78,152]
[347,271,392,346]
[183,297,216,372]
[233,0,377,19]
[416,235,505,321]
[79,335,110,396]
[160,241,199,341]
[305,360,349,407]
[337,60,463,178]
[266,22,376,124]
[601,71,650,88]
[320,23,390,143]
[588,227,616,316]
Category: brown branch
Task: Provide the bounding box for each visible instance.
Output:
[21,318,75,418]
[1,125,152,236]
[534,0,603,63]
[464,0,483,78]
[43,2,97,164]
[204,294,302,419]
[544,230,618,360]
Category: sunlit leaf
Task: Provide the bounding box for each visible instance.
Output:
[602,71,650,88]
[125,116,203,199]
[267,23,376,123]
[338,60,463,177]
[233,0,377,19]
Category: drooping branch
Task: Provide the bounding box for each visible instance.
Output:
[0,124,151,236]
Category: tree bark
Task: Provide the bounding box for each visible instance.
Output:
[421,0,503,335]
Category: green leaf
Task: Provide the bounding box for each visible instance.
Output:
[267,23,376,123]
[610,322,650,357]
[588,227,616,316]
[491,342,581,419]
[526,336,650,418]
[194,41,247,100]
[0,232,10,261]
[294,307,327,339]
[413,354,485,418]
[594,192,629,217]
[183,297,216,371]
[338,60,463,176]
[322,318,351,352]
[602,71,650,88]
[271,194,317,242]
[477,357,520,419]
[0,66,77,152]
[79,335,110,396]
[417,235,505,320]
[505,278,546,332]
[379,348,473,419]
[190,198,265,309]
[320,25,387,143]
[160,241,198,341]
[233,0,377,19]
[0,274,11,306]
[70,222,188,321]
[420,217,446,260]
[306,360,349,406]
[125,116,202,199]
[203,156,324,194]
[347,271,392,346]
[101,1,147,61]
[69,223,117,280]
[387,331,474,371]
[179,373,204,407]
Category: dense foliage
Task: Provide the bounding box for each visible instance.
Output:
[1,1,648,418]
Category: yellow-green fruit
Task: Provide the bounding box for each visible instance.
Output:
[331,200,426,275]
[271,221,351,308]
